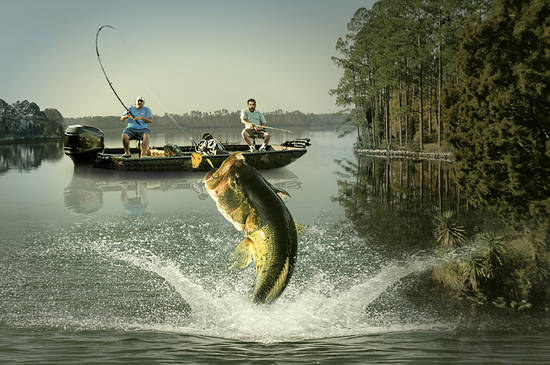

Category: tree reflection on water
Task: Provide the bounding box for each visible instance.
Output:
[332,155,499,254]
[334,155,550,311]
[0,141,64,174]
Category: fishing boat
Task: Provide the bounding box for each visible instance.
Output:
[63,125,310,171]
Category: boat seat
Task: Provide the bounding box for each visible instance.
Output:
[128,135,143,158]
[247,129,265,149]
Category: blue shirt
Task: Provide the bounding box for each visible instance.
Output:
[240,108,266,125]
[123,105,152,130]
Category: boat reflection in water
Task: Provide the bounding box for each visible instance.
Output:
[64,166,302,217]
[120,180,151,222]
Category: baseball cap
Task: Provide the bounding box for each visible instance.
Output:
[136,96,144,102]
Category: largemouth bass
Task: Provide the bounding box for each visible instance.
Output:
[203,152,297,304]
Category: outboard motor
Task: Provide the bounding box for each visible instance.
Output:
[64,125,104,163]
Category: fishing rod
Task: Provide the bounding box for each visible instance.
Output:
[255,125,292,133]
[95,25,140,124]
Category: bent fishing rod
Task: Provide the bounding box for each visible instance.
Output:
[95,25,141,124]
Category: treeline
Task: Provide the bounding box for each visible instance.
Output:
[0,99,65,140]
[66,110,345,132]
[442,0,550,311]
[446,0,550,224]
[333,0,550,310]
[331,0,492,151]
[334,0,550,226]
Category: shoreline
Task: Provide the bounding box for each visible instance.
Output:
[355,148,453,162]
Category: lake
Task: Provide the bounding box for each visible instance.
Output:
[1,129,549,364]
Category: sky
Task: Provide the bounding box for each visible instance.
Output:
[1,0,375,118]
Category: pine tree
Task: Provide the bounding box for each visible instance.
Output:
[446,0,550,221]
[332,0,493,151]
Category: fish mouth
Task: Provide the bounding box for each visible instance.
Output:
[204,172,224,196]
[203,153,246,187]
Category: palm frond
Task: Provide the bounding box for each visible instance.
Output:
[436,210,466,248]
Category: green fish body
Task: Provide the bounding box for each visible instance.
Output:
[203,153,297,304]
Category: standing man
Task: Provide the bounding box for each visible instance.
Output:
[241,98,270,152]
[120,96,153,158]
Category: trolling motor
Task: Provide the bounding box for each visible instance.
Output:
[281,137,311,148]
[64,125,104,163]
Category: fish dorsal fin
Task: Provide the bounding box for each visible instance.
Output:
[260,174,291,200]
[231,237,253,269]
[270,185,291,200]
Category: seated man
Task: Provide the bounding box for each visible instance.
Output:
[120,96,153,158]
[240,98,270,152]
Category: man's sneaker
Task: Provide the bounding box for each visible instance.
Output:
[258,144,267,152]
[249,145,256,152]
[121,154,131,158]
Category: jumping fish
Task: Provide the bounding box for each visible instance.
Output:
[203,153,297,304]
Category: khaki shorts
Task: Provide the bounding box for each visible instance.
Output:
[244,128,267,139]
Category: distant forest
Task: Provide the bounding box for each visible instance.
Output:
[331,0,493,151]
[66,110,345,132]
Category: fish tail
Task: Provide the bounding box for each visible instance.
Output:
[253,256,292,304]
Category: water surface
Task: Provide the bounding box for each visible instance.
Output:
[1,130,549,363]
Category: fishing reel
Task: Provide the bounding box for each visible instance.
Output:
[195,133,228,155]
[196,139,219,153]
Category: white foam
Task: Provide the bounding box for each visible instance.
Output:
[90,238,445,343]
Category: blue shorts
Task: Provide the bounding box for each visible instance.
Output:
[123,127,150,140]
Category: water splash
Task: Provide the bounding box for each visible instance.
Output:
[1,215,452,342]
[79,218,450,342]
[92,246,442,342]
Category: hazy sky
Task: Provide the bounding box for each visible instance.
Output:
[1,0,374,117]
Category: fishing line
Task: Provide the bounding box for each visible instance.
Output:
[109,38,214,168]
[113,31,193,138]
[139,85,191,137]
[96,25,189,136]
[99,26,291,144]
